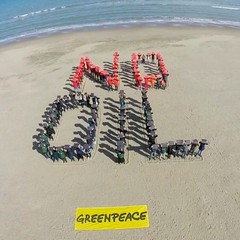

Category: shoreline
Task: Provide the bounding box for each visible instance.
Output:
[1,22,240,47]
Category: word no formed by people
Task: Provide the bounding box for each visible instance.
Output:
[75,205,149,230]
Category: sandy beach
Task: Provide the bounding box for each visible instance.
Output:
[1,26,240,239]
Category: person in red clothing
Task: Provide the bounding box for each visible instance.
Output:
[73,79,79,94]
[144,76,149,91]
[107,76,113,91]
[162,69,169,87]
[137,76,142,91]
[150,74,156,88]
[160,79,166,89]
[113,77,119,91]
[95,65,100,81]
[85,58,91,73]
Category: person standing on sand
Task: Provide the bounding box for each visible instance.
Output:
[119,92,126,108]
[160,143,168,159]
[113,77,119,91]
[189,140,199,156]
[118,132,126,143]
[51,146,59,162]
[116,140,125,164]
[73,144,84,161]
[78,92,85,107]
[137,76,142,91]
[85,93,90,107]
[39,133,49,146]
[64,146,75,161]
[146,53,150,63]
[47,121,55,135]
[160,79,166,89]
[151,52,155,63]
[182,143,189,158]
[107,75,113,91]
[150,75,156,88]
[150,144,158,160]
[144,76,149,90]
[83,144,92,159]
[142,54,146,64]
[43,124,54,140]
[91,111,98,126]
[57,147,67,163]
[195,140,208,157]
[39,143,50,159]
[116,150,124,164]
[137,52,141,64]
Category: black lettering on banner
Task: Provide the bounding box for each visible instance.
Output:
[140,211,147,221]
[125,212,133,221]
[76,210,148,225]
[104,214,111,222]
[85,214,90,223]
[111,213,119,222]
[76,214,84,223]
[91,214,97,223]
[119,212,126,222]
[97,214,104,223]
[132,211,140,221]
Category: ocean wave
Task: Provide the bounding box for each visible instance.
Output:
[211,5,239,11]
[12,6,66,19]
[1,17,240,45]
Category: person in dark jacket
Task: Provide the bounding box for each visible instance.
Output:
[195,140,208,157]
[64,146,75,161]
[83,144,92,159]
[73,143,84,161]
[150,144,158,160]
[57,147,67,163]
[39,143,50,159]
[51,146,59,162]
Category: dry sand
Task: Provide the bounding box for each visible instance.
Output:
[0,26,240,240]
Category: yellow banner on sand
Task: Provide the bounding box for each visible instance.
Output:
[75,205,149,231]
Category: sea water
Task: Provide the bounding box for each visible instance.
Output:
[0,0,239,45]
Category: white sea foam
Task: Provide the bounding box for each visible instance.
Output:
[212,6,239,11]
[19,14,28,18]
[1,17,240,45]
[11,6,63,20]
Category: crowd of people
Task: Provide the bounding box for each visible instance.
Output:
[35,51,209,163]
[85,57,109,85]
[115,90,128,164]
[141,90,159,159]
[156,52,169,86]
[141,90,208,160]
[149,139,208,160]
[106,51,120,91]
[84,52,120,91]
[37,92,100,162]
[131,52,169,90]
[72,57,85,93]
